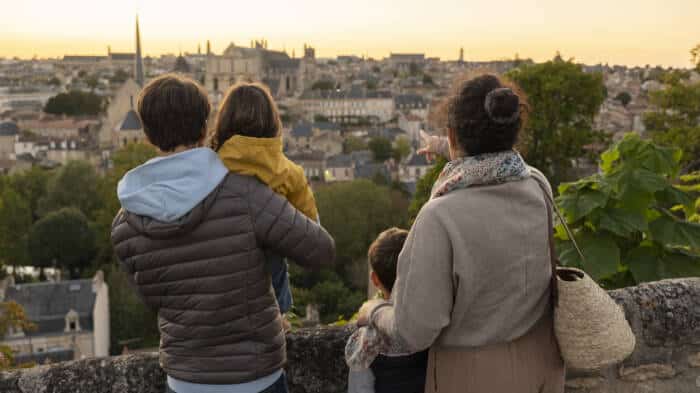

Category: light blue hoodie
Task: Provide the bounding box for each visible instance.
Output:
[117,147,228,222]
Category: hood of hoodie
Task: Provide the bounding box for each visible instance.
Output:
[117,147,228,223]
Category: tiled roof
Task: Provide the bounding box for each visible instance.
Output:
[119,110,142,131]
[290,123,313,138]
[0,120,19,136]
[4,279,97,336]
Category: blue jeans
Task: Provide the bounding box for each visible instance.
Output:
[165,373,288,393]
[266,252,293,314]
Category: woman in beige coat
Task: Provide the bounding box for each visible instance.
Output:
[358,74,565,393]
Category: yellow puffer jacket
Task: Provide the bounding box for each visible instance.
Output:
[218,135,318,221]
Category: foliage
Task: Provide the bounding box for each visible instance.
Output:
[44,90,105,116]
[39,161,102,219]
[103,264,159,355]
[422,73,434,86]
[109,69,129,85]
[313,114,330,123]
[678,172,700,223]
[9,167,50,222]
[0,301,36,370]
[555,134,700,288]
[28,208,96,278]
[368,137,392,162]
[0,186,32,274]
[692,44,700,72]
[392,137,412,162]
[296,180,409,322]
[408,157,447,221]
[644,78,700,166]
[93,144,156,264]
[507,57,606,185]
[614,92,632,107]
[343,136,368,153]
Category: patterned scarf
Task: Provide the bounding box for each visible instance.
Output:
[431,150,531,199]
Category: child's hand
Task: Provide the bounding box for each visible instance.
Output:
[356,299,386,327]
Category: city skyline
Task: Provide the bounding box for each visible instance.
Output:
[1,0,700,67]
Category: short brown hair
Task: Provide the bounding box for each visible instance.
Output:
[368,228,409,293]
[212,83,282,150]
[137,74,210,152]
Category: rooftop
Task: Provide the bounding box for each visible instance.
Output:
[0,120,20,136]
[119,110,142,131]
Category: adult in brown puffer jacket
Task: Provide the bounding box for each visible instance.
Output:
[110,74,335,393]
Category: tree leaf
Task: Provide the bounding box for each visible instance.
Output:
[600,147,620,174]
[625,246,660,283]
[598,208,648,237]
[649,211,700,249]
[659,250,700,278]
[557,188,608,222]
[655,186,695,214]
[578,232,621,281]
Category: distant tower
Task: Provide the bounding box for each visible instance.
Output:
[197,43,201,55]
[135,15,144,87]
[107,45,111,56]
[304,44,315,60]
[459,47,464,64]
[206,40,211,56]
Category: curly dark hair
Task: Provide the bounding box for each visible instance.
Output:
[446,74,528,156]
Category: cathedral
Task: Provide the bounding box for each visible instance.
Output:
[204,40,317,100]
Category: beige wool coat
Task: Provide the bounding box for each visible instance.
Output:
[370,168,565,393]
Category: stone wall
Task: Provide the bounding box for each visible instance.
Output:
[1,278,699,393]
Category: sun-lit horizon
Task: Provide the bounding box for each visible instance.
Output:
[1,0,699,67]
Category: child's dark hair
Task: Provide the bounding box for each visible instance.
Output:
[212,83,282,150]
[368,227,409,293]
[446,74,528,155]
[137,74,210,152]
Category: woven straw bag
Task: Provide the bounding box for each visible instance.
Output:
[535,178,636,370]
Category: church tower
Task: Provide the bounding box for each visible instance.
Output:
[459,47,464,64]
[135,16,144,87]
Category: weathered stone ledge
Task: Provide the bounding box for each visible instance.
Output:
[2,278,699,393]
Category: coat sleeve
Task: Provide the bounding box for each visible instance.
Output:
[371,203,454,352]
[287,164,319,221]
[247,178,335,270]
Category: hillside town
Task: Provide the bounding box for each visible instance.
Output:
[2,18,694,194]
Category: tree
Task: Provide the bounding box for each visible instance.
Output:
[109,69,129,85]
[10,166,50,222]
[692,44,700,72]
[48,77,61,86]
[93,144,156,264]
[39,161,102,219]
[0,186,32,275]
[368,137,392,162]
[343,136,368,153]
[422,73,434,86]
[392,137,412,162]
[614,92,632,107]
[0,301,36,369]
[85,75,99,91]
[507,57,606,185]
[103,264,159,355]
[409,157,447,221]
[44,90,105,116]
[28,208,96,278]
[555,134,700,289]
[644,77,700,166]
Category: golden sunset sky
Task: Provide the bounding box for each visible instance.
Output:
[1,0,698,67]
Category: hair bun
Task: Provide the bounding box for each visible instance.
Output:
[484,88,520,125]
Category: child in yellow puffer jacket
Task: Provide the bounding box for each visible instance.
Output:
[213,83,319,320]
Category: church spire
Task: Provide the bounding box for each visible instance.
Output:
[135,15,144,87]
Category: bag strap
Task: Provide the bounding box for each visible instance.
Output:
[531,175,586,307]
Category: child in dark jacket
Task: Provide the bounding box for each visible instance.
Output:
[345,228,429,393]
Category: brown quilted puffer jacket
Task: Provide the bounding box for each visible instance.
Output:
[111,173,335,384]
